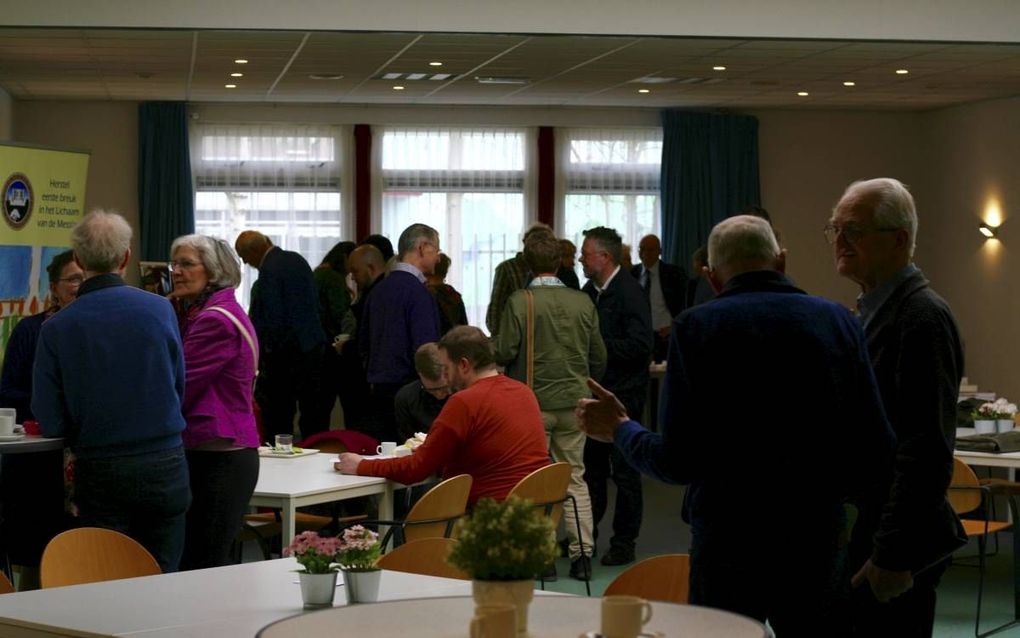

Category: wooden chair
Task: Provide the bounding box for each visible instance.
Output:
[604,554,690,604]
[376,537,469,580]
[508,462,590,595]
[949,457,1014,637]
[40,528,161,588]
[0,570,14,594]
[353,474,473,549]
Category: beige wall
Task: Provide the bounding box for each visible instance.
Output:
[920,97,1020,401]
[13,100,141,281]
[0,88,11,140]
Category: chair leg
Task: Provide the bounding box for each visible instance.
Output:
[976,534,987,637]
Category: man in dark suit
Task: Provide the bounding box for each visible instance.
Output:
[580,226,652,567]
[829,178,966,637]
[236,230,326,440]
[577,215,896,636]
[633,234,688,362]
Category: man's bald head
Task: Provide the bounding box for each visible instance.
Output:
[235,230,273,268]
[348,244,385,291]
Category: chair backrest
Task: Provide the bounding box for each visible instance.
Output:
[40,527,162,588]
[507,462,571,527]
[404,474,473,542]
[949,457,983,515]
[0,571,14,594]
[298,430,378,455]
[376,537,469,580]
[604,554,691,604]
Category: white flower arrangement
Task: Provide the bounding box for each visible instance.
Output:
[975,398,1018,420]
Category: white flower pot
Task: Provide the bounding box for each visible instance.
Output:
[298,571,338,609]
[342,568,381,604]
[975,419,997,434]
[997,419,1015,433]
[472,579,534,634]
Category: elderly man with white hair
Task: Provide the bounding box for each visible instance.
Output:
[829,178,966,637]
[33,210,191,573]
[577,215,895,637]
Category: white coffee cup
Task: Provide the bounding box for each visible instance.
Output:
[601,595,653,638]
[0,415,15,436]
[376,441,397,456]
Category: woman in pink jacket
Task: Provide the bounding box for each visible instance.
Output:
[169,234,260,570]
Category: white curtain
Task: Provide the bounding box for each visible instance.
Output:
[376,126,535,332]
[189,122,353,308]
[555,127,663,270]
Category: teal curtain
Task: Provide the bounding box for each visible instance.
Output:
[138,102,194,261]
[659,111,760,268]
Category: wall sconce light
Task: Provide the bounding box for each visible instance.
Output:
[979,223,998,238]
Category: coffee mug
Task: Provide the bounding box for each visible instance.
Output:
[0,415,14,437]
[469,603,517,638]
[601,595,653,638]
[376,441,397,456]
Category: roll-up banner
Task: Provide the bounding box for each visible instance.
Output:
[0,142,90,370]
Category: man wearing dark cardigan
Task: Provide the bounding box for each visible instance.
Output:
[359,223,441,443]
[829,178,966,637]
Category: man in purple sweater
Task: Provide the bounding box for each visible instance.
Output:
[359,224,441,442]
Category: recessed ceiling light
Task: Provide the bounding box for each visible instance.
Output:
[309,73,344,81]
[429,61,443,67]
[797,91,809,97]
[429,73,452,81]
[633,76,676,85]
[224,84,237,89]
[393,85,405,90]
[843,81,856,87]
[406,73,427,81]
[234,59,248,64]
[712,66,727,71]
[895,69,909,75]
[230,72,243,78]
[475,76,529,85]
[638,89,650,94]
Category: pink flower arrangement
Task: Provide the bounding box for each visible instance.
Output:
[284,531,343,574]
[337,525,381,571]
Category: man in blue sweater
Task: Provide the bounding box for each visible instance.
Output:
[360,224,441,443]
[577,215,896,637]
[33,210,191,572]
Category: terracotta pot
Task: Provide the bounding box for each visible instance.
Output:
[472,579,534,634]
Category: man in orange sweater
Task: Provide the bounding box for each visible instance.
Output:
[334,325,549,505]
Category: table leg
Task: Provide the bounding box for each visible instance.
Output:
[280,503,296,548]
[378,484,394,548]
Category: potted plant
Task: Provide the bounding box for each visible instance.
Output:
[974,402,1005,434]
[448,496,557,634]
[336,525,383,604]
[284,530,342,608]
[991,398,1018,433]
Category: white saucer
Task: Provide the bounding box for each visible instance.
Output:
[0,434,26,442]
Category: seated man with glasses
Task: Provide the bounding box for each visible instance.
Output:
[0,249,83,589]
[394,342,450,442]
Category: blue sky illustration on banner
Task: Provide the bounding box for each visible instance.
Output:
[0,245,32,298]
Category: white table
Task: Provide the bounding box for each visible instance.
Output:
[0,558,475,637]
[257,595,769,638]
[0,433,64,454]
[251,453,394,547]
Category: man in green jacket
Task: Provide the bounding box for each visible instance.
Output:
[493,231,607,581]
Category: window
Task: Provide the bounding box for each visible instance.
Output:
[378,127,533,331]
[190,123,352,308]
[557,127,662,270]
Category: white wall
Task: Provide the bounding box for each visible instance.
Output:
[5,0,1019,41]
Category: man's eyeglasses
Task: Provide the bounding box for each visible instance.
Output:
[823,223,900,245]
[57,275,84,285]
[421,383,449,395]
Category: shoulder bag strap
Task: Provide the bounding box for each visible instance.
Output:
[207,306,259,371]
[525,290,534,389]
